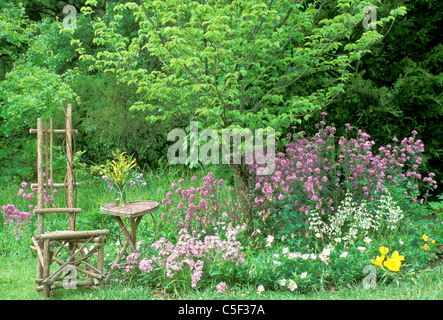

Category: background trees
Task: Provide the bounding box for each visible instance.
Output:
[0,0,441,203]
[72,0,406,221]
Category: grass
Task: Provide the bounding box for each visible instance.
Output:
[1,167,442,300]
[1,253,441,300]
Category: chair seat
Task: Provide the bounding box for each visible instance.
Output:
[34,229,109,241]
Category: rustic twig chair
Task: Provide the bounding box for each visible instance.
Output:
[29,104,109,298]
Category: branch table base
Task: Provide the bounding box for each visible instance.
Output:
[100,200,159,283]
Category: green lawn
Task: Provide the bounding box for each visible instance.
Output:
[1,254,441,300]
[1,168,442,301]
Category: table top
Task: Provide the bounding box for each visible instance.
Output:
[100,200,160,218]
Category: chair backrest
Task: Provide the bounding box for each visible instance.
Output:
[30,104,79,235]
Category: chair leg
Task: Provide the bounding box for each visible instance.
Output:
[98,236,107,286]
[34,238,44,287]
[42,240,52,298]
[35,235,108,296]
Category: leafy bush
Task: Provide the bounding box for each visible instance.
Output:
[248,113,438,240]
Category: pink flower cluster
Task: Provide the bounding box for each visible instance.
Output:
[161,172,239,234]
[137,224,245,288]
[2,181,59,240]
[216,281,228,293]
[2,204,32,240]
[248,113,438,223]
[17,180,57,207]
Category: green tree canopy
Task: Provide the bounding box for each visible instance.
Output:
[70,0,407,222]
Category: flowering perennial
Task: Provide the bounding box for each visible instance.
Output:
[137,224,246,288]
[2,180,58,240]
[161,172,239,235]
[308,189,404,245]
[248,114,437,237]
[371,247,405,272]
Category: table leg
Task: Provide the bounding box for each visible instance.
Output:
[104,216,144,284]
[130,216,143,249]
[114,216,137,253]
[104,241,129,284]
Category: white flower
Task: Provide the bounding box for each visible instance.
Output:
[357,246,366,253]
[273,260,281,266]
[287,252,297,260]
[257,285,265,293]
[310,254,317,260]
[319,254,330,265]
[315,233,321,238]
[265,235,274,247]
[334,237,342,242]
[301,254,309,260]
[300,272,307,279]
[364,236,372,244]
[287,279,297,291]
[399,238,404,245]
[282,247,289,254]
[279,279,287,286]
[322,248,331,256]
[340,251,348,258]
[273,254,279,258]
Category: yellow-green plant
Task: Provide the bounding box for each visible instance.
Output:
[91,150,138,204]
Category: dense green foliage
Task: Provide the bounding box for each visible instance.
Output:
[308,0,443,200]
[0,0,442,299]
[0,0,440,197]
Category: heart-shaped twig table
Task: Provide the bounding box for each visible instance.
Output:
[100,200,159,283]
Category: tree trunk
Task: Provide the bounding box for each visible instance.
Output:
[229,163,253,228]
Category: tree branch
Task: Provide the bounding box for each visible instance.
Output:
[250,11,368,113]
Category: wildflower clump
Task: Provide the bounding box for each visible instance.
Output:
[216,282,228,294]
[91,150,147,202]
[421,234,437,251]
[308,189,404,246]
[371,246,405,272]
[248,113,437,238]
[2,180,58,240]
[2,204,32,240]
[161,172,239,236]
[136,224,246,289]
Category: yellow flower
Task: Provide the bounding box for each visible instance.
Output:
[422,234,429,241]
[94,150,137,189]
[422,243,430,251]
[391,251,404,261]
[384,257,401,272]
[371,255,385,267]
[379,246,389,255]
[431,240,435,244]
